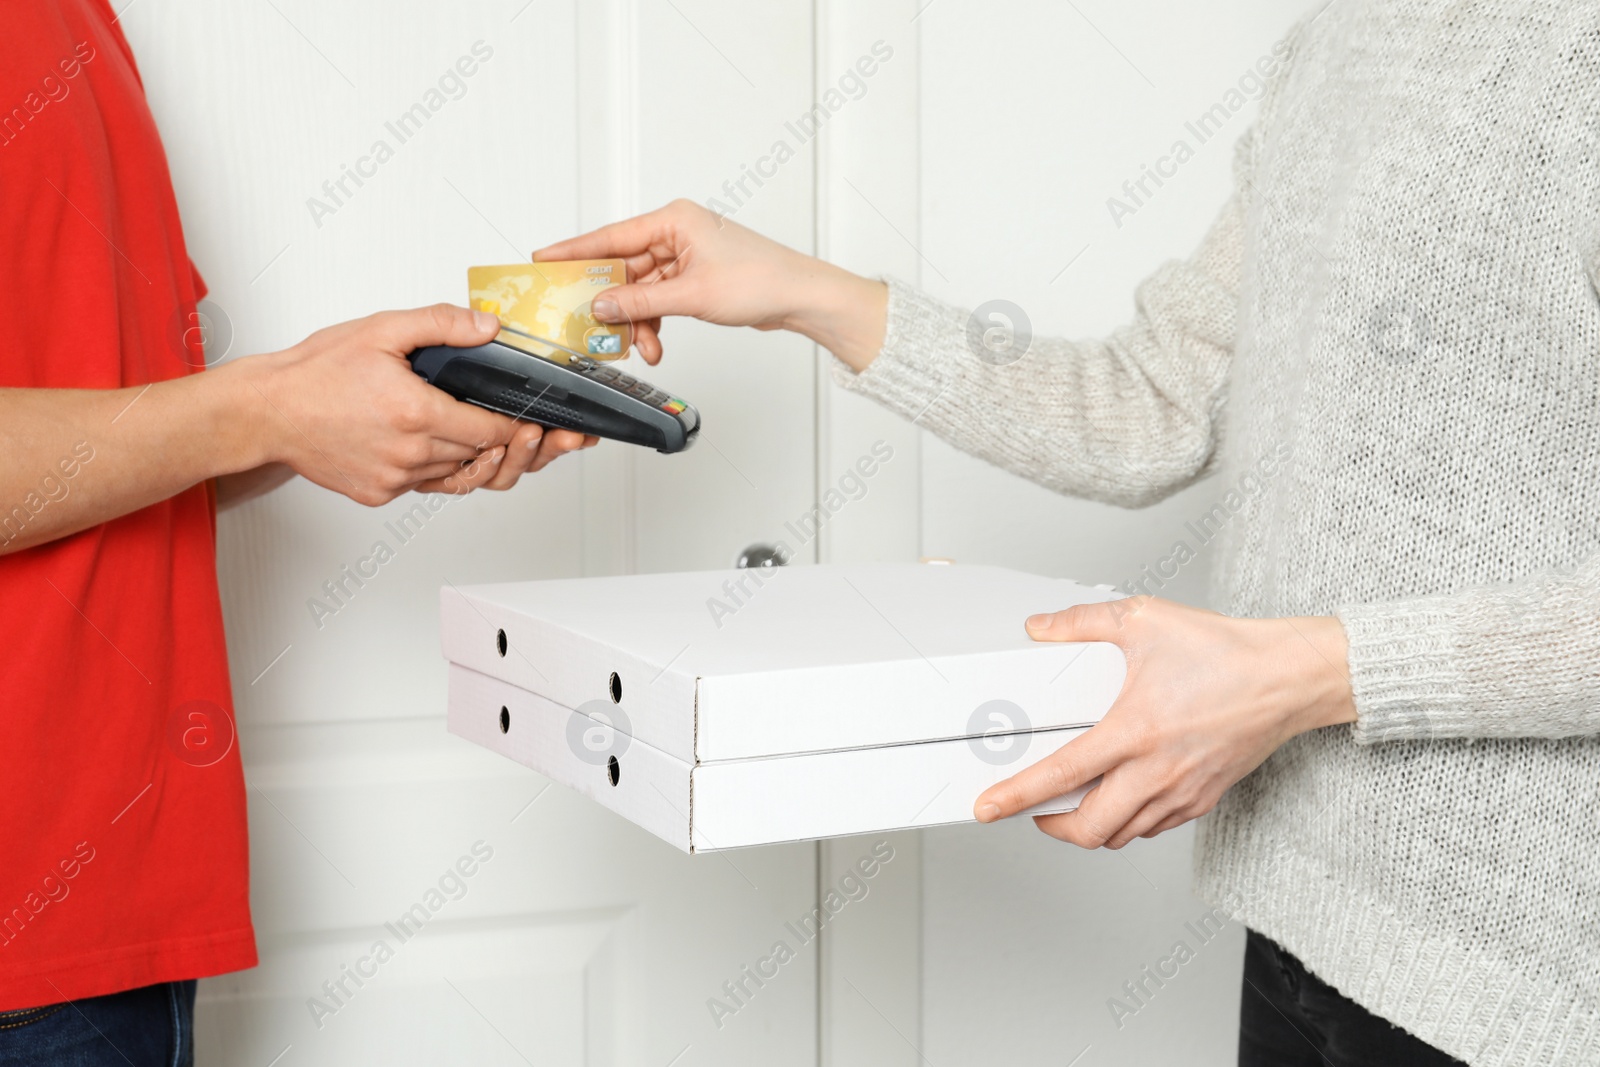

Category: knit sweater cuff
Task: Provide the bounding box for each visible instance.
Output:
[1337,598,1468,744]
[1340,553,1600,743]
[829,276,969,421]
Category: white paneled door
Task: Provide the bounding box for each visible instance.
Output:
[126,0,1318,1064]
[124,1,828,1064]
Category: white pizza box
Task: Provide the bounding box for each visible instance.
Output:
[439,562,1126,764]
[446,662,1094,853]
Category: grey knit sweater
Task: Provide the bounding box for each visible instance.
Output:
[833,4,1600,1064]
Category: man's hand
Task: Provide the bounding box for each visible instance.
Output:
[246,304,592,506]
[973,598,1357,849]
[0,304,594,555]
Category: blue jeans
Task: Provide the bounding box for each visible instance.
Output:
[0,981,195,1067]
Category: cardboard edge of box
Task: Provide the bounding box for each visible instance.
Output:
[694,643,1125,761]
[440,584,698,758]
[447,663,1093,854]
[441,585,1127,765]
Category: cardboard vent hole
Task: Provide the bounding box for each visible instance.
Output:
[496,629,507,657]
[608,672,622,703]
[498,706,509,733]
[607,755,620,786]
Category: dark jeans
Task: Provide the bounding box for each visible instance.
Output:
[0,981,195,1067]
[1241,930,1465,1066]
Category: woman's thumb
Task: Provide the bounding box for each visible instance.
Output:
[1025,599,1141,643]
[591,278,690,327]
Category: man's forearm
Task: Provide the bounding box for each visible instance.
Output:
[0,361,269,554]
[216,463,297,510]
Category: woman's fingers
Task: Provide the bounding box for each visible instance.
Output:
[638,250,690,285]
[591,277,695,330]
[533,208,671,262]
[633,321,663,363]
[974,723,1131,822]
[1142,812,1192,839]
[1032,773,1195,849]
[1025,598,1143,644]
[1030,770,1147,848]
[624,250,669,280]
[1103,798,1174,849]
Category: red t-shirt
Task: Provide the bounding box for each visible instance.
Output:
[0,0,255,1007]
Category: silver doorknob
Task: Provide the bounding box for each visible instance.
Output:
[735,543,787,569]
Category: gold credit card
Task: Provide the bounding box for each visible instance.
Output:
[468,260,632,361]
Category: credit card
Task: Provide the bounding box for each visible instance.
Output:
[468,260,632,362]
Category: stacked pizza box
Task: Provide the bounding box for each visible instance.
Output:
[439,563,1126,853]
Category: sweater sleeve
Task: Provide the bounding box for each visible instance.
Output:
[1339,554,1600,743]
[830,130,1262,509]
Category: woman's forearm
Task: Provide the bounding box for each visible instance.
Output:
[779,260,889,373]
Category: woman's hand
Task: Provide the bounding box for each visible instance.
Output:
[533,199,889,371]
[974,597,1357,849]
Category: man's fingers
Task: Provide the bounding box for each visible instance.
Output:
[1025,597,1147,644]
[974,725,1128,822]
[368,303,500,356]
[463,424,590,488]
[425,394,518,452]
[427,438,487,464]
[406,451,499,502]
[528,428,590,473]
[407,459,480,483]
[480,424,545,490]
[418,446,505,496]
